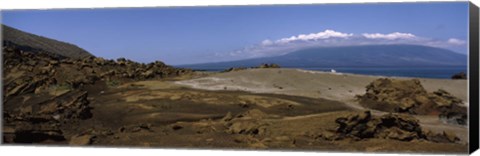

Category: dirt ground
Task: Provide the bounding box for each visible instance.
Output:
[3,69,469,154]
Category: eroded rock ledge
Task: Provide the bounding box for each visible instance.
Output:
[356,78,467,125]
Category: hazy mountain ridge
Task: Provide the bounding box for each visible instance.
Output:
[2,24,93,59]
[182,45,467,69]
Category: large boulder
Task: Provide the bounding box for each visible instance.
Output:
[334,111,423,141]
[451,72,467,79]
[328,111,459,143]
[356,78,467,125]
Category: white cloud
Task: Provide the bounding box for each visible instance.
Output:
[362,32,417,40]
[274,29,353,44]
[261,39,273,46]
[447,38,466,45]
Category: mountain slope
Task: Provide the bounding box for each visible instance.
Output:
[182,45,467,69]
[2,24,93,59]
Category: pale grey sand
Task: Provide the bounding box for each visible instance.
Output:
[175,68,468,103]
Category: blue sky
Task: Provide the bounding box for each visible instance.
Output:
[1,2,469,65]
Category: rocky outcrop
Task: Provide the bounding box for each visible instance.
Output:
[3,121,66,143]
[224,109,271,136]
[333,111,424,141]
[3,90,91,144]
[223,67,248,72]
[320,111,460,143]
[2,44,191,100]
[356,78,467,125]
[223,63,281,72]
[451,72,467,79]
[2,41,190,144]
[258,63,280,68]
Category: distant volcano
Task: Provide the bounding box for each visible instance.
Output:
[181,44,467,68]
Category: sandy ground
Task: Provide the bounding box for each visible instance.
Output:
[175,68,468,105]
[4,68,469,153]
[174,68,469,142]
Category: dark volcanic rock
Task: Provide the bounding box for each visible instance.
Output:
[327,111,459,143]
[223,63,281,72]
[2,37,191,144]
[2,43,191,98]
[3,122,66,143]
[258,63,280,68]
[3,90,91,144]
[356,78,467,125]
[333,111,423,141]
[451,72,467,79]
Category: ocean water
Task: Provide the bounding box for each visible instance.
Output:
[299,66,467,79]
[188,66,467,79]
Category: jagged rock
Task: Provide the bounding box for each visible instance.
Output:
[5,77,49,99]
[69,134,94,145]
[331,111,460,143]
[1,90,90,144]
[224,110,271,135]
[259,63,280,68]
[116,58,127,66]
[93,57,106,65]
[141,70,155,79]
[100,70,116,78]
[334,111,423,141]
[153,61,166,67]
[227,120,269,136]
[36,91,91,120]
[357,78,467,125]
[3,122,66,143]
[6,82,30,98]
[424,130,460,143]
[431,89,463,107]
[451,72,467,79]
[118,123,154,133]
[438,103,467,125]
[221,112,234,122]
[443,131,460,143]
[2,40,190,144]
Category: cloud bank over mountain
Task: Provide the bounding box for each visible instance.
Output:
[212,30,467,62]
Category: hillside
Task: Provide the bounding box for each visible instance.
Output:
[182,45,467,69]
[2,24,93,59]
